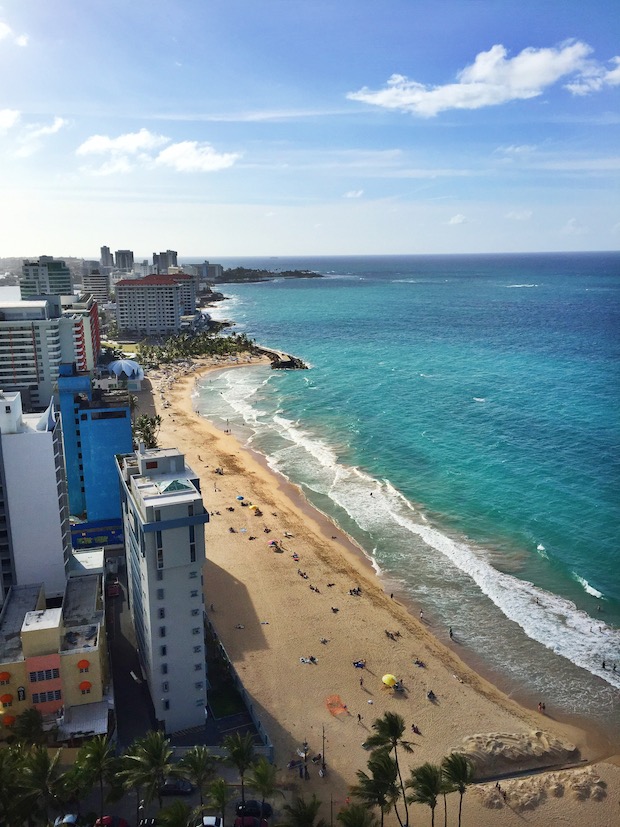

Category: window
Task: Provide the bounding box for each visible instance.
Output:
[32,689,62,704]
[194,663,202,671]
[155,509,161,521]
[190,545,196,562]
[195,699,204,707]
[157,548,164,569]
[191,608,200,617]
[162,681,169,693]
[146,461,158,470]
[160,645,167,656]
[157,588,164,600]
[163,699,170,710]
[159,626,166,638]
[156,570,163,581]
[4,406,10,414]
[188,504,194,517]
[193,645,201,653]
[161,664,168,675]
[195,681,203,690]
[81,686,91,695]
[158,608,165,619]
[192,627,200,635]
[190,589,198,598]
[189,571,198,579]
[79,666,89,674]
[29,669,60,683]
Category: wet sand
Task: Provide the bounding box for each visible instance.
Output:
[136,356,620,827]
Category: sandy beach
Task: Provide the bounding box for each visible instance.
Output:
[136,356,620,827]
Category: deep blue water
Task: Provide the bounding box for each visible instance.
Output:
[187,253,620,739]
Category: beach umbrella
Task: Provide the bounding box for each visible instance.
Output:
[249,504,258,510]
[236,495,244,501]
[382,674,397,687]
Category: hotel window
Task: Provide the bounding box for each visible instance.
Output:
[192,627,200,635]
[159,626,166,638]
[160,645,167,656]
[79,665,89,674]
[188,504,194,517]
[190,589,198,598]
[29,668,60,682]
[195,699,204,707]
[155,509,161,521]
[163,700,170,710]
[193,645,201,653]
[158,608,165,619]
[81,686,91,696]
[189,571,198,579]
[194,663,202,671]
[191,608,199,616]
[157,588,164,600]
[195,681,203,690]
[190,545,196,563]
[161,664,168,675]
[157,548,164,569]
[162,682,169,693]
[156,570,163,581]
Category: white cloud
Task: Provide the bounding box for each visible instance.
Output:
[505,209,533,221]
[75,128,239,175]
[448,214,467,225]
[0,20,28,46]
[155,141,240,172]
[565,56,620,95]
[14,116,68,157]
[560,217,588,236]
[344,189,364,198]
[347,41,612,116]
[0,108,20,134]
[76,128,168,156]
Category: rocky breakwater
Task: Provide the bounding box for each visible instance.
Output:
[254,346,308,370]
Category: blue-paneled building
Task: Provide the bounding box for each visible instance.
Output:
[58,363,133,524]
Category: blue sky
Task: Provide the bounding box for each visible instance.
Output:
[0,0,618,257]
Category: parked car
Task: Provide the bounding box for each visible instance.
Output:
[196,818,222,827]
[159,778,195,796]
[54,816,79,827]
[233,818,267,827]
[95,817,129,827]
[235,802,273,820]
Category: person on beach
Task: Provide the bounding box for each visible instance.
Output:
[420,609,424,621]
[449,627,454,639]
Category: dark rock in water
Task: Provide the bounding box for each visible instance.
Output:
[271,354,308,370]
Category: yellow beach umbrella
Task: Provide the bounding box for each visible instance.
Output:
[249,504,258,510]
[382,674,397,687]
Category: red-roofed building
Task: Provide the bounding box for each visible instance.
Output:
[115,273,196,335]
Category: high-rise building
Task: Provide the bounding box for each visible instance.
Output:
[114,250,134,271]
[20,257,73,299]
[152,250,178,274]
[57,365,132,523]
[100,246,114,268]
[0,392,71,603]
[207,264,224,281]
[83,270,110,306]
[59,294,101,373]
[0,300,64,410]
[116,446,208,733]
[115,276,185,335]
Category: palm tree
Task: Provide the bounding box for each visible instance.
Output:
[222,732,256,808]
[280,795,327,827]
[158,800,194,827]
[77,735,118,822]
[441,753,475,827]
[337,803,380,827]
[363,712,412,826]
[350,749,400,827]
[0,744,28,827]
[21,745,63,826]
[207,777,231,827]
[178,746,217,807]
[120,730,175,810]
[246,756,283,817]
[13,707,46,745]
[406,763,443,827]
[55,762,93,817]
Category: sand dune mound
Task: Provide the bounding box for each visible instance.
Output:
[476,767,607,813]
[460,729,579,778]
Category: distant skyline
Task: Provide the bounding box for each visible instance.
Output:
[0,0,618,257]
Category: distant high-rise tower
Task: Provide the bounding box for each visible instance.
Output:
[114,250,134,271]
[0,392,71,603]
[83,270,111,305]
[100,246,114,268]
[20,257,73,299]
[117,446,209,733]
[152,250,178,274]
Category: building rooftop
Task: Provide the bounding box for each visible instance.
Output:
[0,584,43,662]
[22,607,62,633]
[74,388,130,411]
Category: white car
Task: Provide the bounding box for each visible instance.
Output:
[197,818,222,827]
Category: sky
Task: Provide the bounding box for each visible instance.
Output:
[0,0,618,258]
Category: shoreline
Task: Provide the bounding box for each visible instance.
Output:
[136,355,620,825]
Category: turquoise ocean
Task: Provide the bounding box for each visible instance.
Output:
[186,253,620,744]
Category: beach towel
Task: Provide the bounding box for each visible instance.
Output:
[326,694,349,716]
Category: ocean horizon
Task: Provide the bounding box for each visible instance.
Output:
[189,252,620,744]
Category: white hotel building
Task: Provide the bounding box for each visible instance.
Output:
[116,446,209,734]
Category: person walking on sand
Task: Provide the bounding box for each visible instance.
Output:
[449,627,453,640]
[360,676,364,687]
[419,610,424,621]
